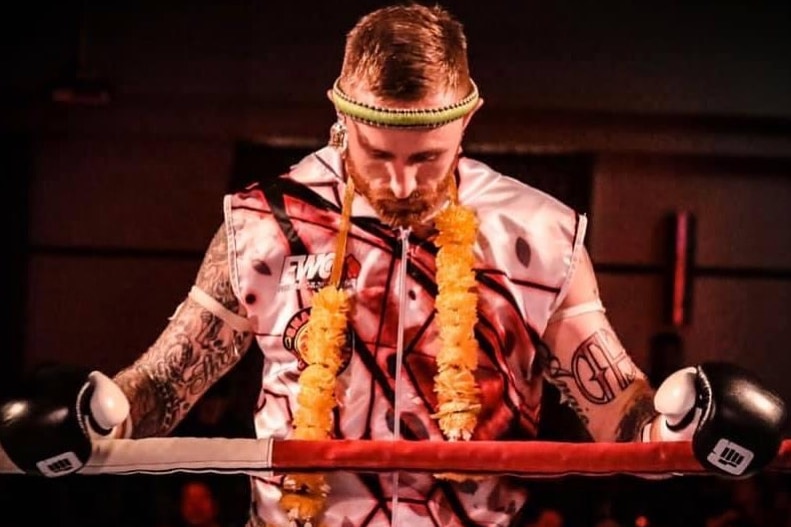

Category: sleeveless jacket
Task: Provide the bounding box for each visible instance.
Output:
[224,146,587,526]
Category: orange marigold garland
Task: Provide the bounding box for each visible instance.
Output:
[276,178,356,527]
[431,202,482,441]
[279,286,351,526]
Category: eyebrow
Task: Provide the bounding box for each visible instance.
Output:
[358,133,447,162]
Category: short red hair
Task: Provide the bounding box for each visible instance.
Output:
[339,3,473,103]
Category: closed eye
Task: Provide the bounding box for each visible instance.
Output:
[370,149,394,160]
[408,152,441,164]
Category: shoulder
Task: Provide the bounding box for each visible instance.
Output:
[288,146,344,185]
[459,157,577,216]
[225,146,342,208]
[458,156,584,238]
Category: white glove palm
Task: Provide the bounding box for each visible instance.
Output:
[645,366,702,442]
[80,371,132,440]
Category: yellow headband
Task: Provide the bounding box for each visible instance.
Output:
[330,78,479,129]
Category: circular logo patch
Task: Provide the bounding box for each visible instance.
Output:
[282,307,353,373]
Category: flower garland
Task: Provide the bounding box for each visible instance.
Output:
[277,165,481,526]
[278,285,350,527]
[431,201,482,441]
[275,179,356,527]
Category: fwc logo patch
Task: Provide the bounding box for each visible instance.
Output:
[279,252,334,288]
[282,307,354,372]
[278,253,361,291]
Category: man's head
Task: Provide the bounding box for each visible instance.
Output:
[329,3,482,229]
[339,2,472,103]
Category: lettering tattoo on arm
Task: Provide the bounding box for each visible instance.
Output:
[542,328,647,436]
[114,225,253,437]
[538,343,589,425]
[569,328,638,405]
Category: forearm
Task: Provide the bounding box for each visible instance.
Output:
[613,380,657,442]
[542,306,659,442]
[541,246,660,441]
[113,299,252,437]
[542,340,656,442]
[112,362,176,438]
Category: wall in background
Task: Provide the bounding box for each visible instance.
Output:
[590,155,791,403]
[3,2,790,423]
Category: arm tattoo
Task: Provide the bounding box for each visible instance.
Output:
[541,329,650,441]
[569,328,639,405]
[615,388,657,442]
[114,224,254,437]
[538,342,589,425]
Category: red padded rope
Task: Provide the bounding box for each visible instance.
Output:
[1,438,789,477]
[271,438,791,477]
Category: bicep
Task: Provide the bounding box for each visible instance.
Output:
[542,247,655,442]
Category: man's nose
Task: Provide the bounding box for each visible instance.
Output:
[388,161,418,199]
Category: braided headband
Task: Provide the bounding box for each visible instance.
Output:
[330,78,480,128]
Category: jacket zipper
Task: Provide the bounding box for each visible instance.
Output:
[391,227,410,524]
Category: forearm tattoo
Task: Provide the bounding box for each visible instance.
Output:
[542,328,653,440]
[569,328,638,405]
[114,225,253,437]
[615,389,656,442]
[539,342,589,426]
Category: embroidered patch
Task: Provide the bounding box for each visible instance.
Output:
[282,307,354,373]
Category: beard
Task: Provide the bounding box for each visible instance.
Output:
[345,157,453,230]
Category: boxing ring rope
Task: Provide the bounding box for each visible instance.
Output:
[1,438,790,478]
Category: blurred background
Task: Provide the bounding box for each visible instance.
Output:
[1,1,790,525]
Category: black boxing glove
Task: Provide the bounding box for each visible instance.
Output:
[0,364,130,476]
[647,361,787,478]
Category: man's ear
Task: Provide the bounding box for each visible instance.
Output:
[462,97,484,131]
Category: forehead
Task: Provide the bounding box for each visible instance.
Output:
[349,118,464,153]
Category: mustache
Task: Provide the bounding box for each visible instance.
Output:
[370,190,428,210]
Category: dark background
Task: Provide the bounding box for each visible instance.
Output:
[1,2,789,526]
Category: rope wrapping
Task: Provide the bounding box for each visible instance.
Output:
[1,438,789,478]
